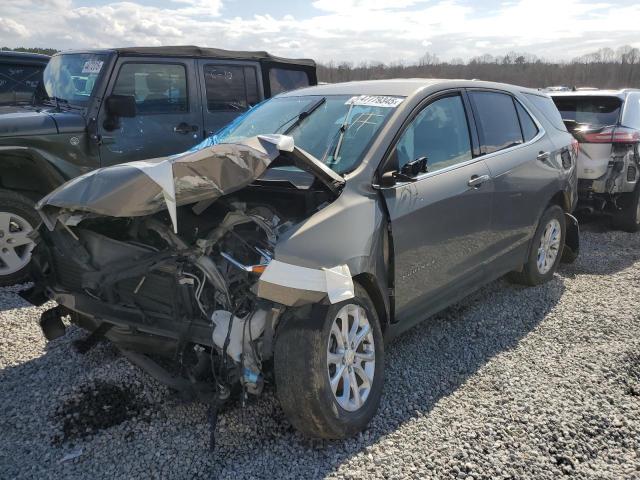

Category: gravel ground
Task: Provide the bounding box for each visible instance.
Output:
[1,223,639,479]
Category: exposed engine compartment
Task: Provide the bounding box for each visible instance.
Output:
[30,181,334,399]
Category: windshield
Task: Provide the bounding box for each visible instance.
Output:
[42,53,107,107]
[553,96,622,128]
[0,63,44,105]
[208,94,402,174]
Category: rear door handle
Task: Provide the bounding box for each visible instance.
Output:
[467,174,490,188]
[174,122,199,134]
[537,151,551,162]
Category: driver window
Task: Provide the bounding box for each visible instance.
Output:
[112,63,188,115]
[396,95,472,172]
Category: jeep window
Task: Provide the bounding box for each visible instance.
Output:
[395,95,472,172]
[112,63,188,115]
[211,95,400,174]
[470,91,523,154]
[525,93,568,131]
[0,64,44,105]
[42,53,107,107]
[515,101,539,142]
[269,68,310,95]
[204,65,259,112]
[553,96,623,128]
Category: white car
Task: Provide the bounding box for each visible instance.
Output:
[550,89,640,231]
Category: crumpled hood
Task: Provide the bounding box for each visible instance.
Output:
[37,134,342,233]
[0,107,57,137]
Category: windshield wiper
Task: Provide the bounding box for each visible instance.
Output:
[321,101,356,165]
[275,97,327,135]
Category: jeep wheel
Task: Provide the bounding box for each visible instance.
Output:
[0,190,39,286]
[612,183,640,233]
[274,284,384,439]
[508,205,566,286]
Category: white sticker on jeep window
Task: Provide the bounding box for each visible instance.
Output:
[81,60,104,74]
[345,95,403,108]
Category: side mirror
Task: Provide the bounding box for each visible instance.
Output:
[105,94,136,118]
[400,156,428,177]
[379,171,397,188]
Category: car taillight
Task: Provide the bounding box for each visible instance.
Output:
[579,126,640,144]
[611,127,640,143]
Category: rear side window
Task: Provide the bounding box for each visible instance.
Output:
[113,63,188,115]
[0,63,44,105]
[524,93,567,131]
[552,96,622,128]
[204,64,259,112]
[395,94,472,172]
[269,68,310,95]
[469,91,523,154]
[515,101,539,142]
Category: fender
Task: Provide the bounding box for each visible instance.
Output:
[0,146,73,194]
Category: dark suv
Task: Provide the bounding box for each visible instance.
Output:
[0,51,49,106]
[0,46,316,285]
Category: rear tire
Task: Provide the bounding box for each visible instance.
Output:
[274,284,384,439]
[0,190,39,286]
[508,205,565,286]
[612,183,640,233]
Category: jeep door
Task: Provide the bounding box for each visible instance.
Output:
[380,91,493,326]
[197,60,264,137]
[97,58,203,166]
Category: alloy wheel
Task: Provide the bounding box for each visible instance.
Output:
[0,212,35,275]
[536,218,561,275]
[327,303,376,412]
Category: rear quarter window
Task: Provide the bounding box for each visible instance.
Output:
[524,93,567,131]
[515,100,539,142]
[268,68,310,95]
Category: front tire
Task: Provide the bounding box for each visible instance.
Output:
[274,284,384,439]
[0,190,39,286]
[612,183,640,233]
[508,204,565,286]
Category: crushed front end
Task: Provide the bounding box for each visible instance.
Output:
[23,134,349,405]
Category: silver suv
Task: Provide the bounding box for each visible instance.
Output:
[550,89,640,231]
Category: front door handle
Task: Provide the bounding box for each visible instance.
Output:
[174,122,199,135]
[537,151,551,162]
[467,174,490,188]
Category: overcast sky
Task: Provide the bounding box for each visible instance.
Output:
[1,0,639,63]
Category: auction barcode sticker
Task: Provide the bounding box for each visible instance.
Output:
[81,60,104,74]
[345,95,404,108]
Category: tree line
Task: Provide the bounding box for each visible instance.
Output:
[4,45,639,89]
[317,46,640,89]
[1,47,59,56]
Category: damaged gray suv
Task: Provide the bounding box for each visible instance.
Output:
[24,79,579,439]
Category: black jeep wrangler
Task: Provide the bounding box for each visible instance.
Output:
[0,46,316,285]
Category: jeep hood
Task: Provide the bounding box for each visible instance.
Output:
[0,108,57,137]
[0,106,85,137]
[37,134,344,233]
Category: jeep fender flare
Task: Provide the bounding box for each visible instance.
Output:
[0,146,69,196]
